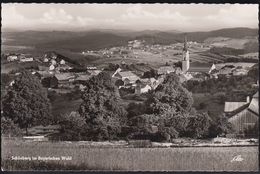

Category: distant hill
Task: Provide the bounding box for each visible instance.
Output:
[135,27,258,44]
[35,31,130,52]
[2,27,258,52]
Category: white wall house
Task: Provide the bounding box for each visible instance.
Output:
[7,55,18,62]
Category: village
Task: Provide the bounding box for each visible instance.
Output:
[1,3,259,171]
[2,36,259,142]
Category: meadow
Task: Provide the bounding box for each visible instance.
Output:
[1,139,258,171]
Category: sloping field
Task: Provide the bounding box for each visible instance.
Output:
[1,139,258,171]
[1,61,40,74]
[239,52,258,59]
[209,39,249,49]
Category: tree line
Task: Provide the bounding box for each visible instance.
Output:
[2,70,233,141]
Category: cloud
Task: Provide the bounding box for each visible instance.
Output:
[1,5,27,28]
[206,4,258,28]
[76,16,95,26]
[1,4,258,31]
[121,4,189,21]
[119,4,190,30]
[40,8,74,25]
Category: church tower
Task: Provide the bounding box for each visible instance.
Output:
[182,35,190,72]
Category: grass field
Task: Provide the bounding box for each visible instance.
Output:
[1,139,258,171]
[1,61,40,74]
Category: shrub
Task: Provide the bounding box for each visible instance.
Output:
[1,117,23,137]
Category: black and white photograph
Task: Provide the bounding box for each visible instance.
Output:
[1,2,259,171]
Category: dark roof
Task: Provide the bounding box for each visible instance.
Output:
[187,62,212,73]
[187,67,211,73]
[118,71,138,77]
[226,103,250,118]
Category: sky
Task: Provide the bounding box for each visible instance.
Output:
[1,3,259,32]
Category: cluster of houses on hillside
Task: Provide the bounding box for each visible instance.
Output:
[107,36,257,96]
[6,53,34,62]
[13,52,100,93]
[112,67,164,94]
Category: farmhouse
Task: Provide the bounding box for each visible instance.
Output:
[7,55,18,62]
[74,74,91,84]
[44,51,58,59]
[35,71,54,79]
[38,65,50,71]
[43,57,49,62]
[20,57,34,62]
[19,54,34,62]
[225,92,259,136]
[54,73,75,88]
[60,59,66,65]
[87,69,102,76]
[56,64,72,71]
[135,83,152,94]
[232,68,249,76]
[112,69,140,84]
[218,65,235,76]
[157,66,175,75]
[140,78,161,89]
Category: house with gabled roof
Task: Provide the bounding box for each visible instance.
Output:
[112,68,140,84]
[54,73,75,88]
[225,92,259,136]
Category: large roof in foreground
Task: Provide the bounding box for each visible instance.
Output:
[248,92,259,115]
[224,102,248,113]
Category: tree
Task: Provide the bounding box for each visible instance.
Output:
[115,79,124,87]
[128,113,184,141]
[185,112,211,138]
[104,63,120,71]
[173,61,182,68]
[248,64,259,81]
[127,114,159,140]
[58,111,87,141]
[126,74,195,141]
[1,116,22,137]
[142,69,158,78]
[198,102,207,110]
[208,114,234,138]
[145,74,193,115]
[2,71,52,134]
[127,102,146,118]
[41,76,58,88]
[79,72,127,140]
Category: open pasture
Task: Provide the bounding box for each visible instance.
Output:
[1,139,258,171]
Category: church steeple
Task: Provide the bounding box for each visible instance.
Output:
[183,34,188,52]
[182,34,190,72]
